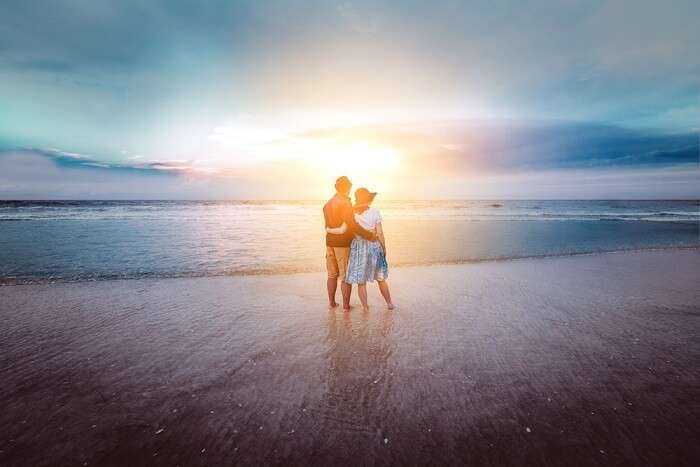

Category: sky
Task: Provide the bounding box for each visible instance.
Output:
[0,0,698,199]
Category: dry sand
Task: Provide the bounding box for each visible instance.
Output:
[1,249,699,466]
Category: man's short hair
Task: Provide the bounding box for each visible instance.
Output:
[335,176,352,192]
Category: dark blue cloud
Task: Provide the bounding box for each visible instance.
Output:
[478,123,696,168]
[0,147,261,200]
[301,120,699,171]
[439,122,698,171]
[0,147,181,176]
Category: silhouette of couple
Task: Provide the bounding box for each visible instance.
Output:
[323,176,394,311]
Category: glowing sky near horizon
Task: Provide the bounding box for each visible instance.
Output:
[0,0,698,199]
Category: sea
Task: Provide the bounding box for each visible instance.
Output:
[1,200,698,284]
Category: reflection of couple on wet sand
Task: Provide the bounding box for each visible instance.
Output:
[323,176,395,311]
[316,307,395,436]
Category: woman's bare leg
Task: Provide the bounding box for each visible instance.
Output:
[377,280,395,309]
[358,283,369,310]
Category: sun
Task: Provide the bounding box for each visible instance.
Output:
[315,142,401,193]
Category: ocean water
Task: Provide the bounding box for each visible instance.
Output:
[0,200,698,284]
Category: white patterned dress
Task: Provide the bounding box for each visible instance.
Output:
[345,208,388,284]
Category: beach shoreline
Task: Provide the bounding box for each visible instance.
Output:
[1,244,698,286]
[1,249,699,466]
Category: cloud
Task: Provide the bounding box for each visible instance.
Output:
[1,136,698,200]
[82,162,112,169]
[290,120,699,173]
[10,59,77,73]
[15,147,222,175]
[337,2,381,33]
[0,149,250,199]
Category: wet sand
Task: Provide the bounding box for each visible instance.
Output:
[1,249,699,466]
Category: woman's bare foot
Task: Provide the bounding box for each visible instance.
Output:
[329,302,339,309]
[343,305,351,312]
[362,305,370,312]
[387,303,395,310]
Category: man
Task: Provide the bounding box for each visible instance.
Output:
[323,176,376,310]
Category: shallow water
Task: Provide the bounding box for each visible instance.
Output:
[0,200,698,283]
[1,250,699,466]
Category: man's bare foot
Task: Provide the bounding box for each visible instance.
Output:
[387,303,396,310]
[343,304,351,312]
[329,302,339,309]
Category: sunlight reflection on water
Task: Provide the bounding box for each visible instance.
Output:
[0,200,697,283]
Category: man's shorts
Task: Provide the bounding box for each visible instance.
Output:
[326,246,350,280]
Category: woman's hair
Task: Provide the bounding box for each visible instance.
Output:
[354,203,370,214]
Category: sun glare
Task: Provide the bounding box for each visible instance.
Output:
[204,116,403,195]
[334,143,400,171]
[309,142,401,194]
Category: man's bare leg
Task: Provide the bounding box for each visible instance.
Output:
[341,281,352,311]
[327,277,339,308]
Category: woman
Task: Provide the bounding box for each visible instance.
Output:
[326,187,395,310]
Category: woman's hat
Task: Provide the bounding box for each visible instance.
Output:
[354,187,377,205]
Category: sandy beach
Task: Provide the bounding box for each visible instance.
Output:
[1,248,699,466]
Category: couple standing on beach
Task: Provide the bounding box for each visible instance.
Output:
[323,176,395,311]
